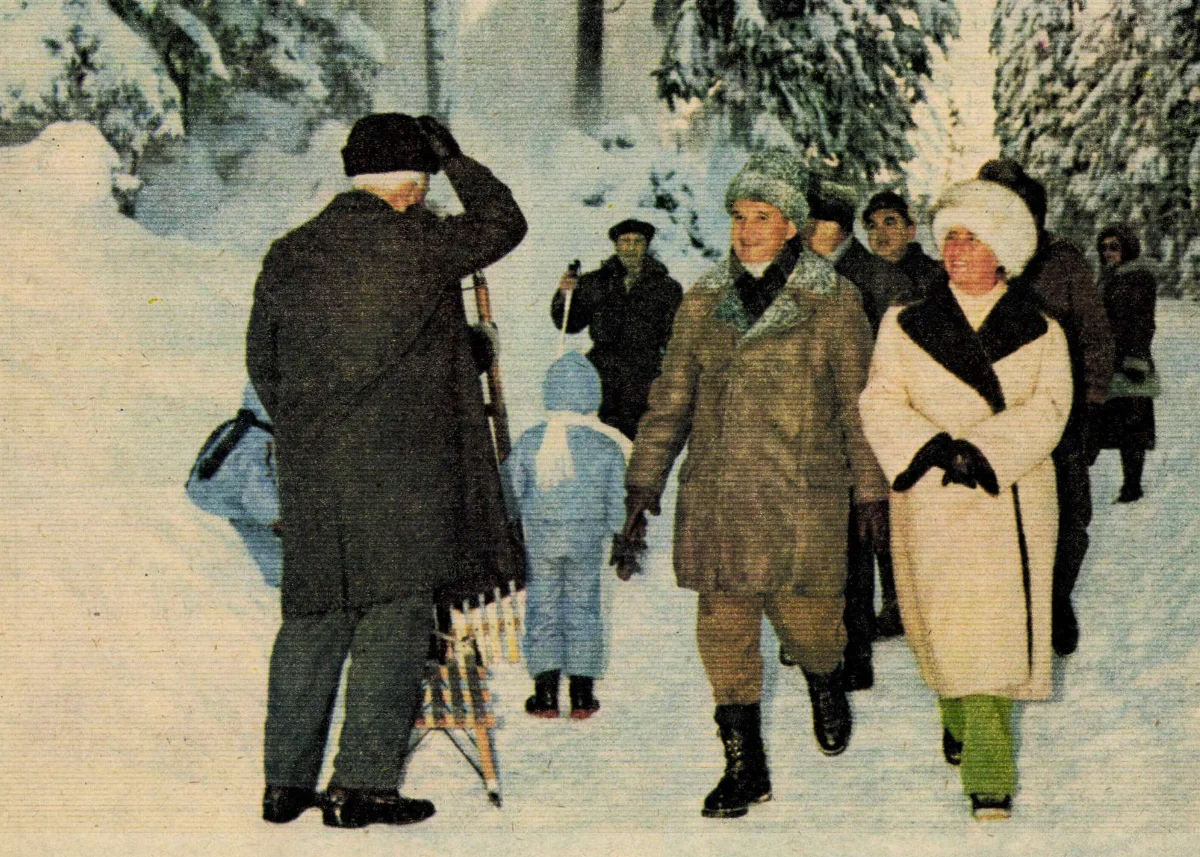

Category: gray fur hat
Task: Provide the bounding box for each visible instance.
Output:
[724,152,809,226]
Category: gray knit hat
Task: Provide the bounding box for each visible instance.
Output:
[724,152,809,226]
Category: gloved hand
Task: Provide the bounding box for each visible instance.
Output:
[892,432,954,492]
[854,500,889,547]
[941,439,1000,495]
[415,115,462,161]
[610,532,645,581]
[622,487,661,537]
[467,322,500,374]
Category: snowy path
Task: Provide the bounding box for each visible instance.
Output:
[1,126,1196,854]
[3,302,1196,856]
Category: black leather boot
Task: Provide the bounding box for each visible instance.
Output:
[525,669,560,718]
[1052,596,1079,656]
[262,785,323,824]
[702,703,772,818]
[568,675,600,719]
[803,665,852,755]
[321,787,435,828]
[942,728,963,766]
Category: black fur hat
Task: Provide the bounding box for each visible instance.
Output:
[342,113,441,177]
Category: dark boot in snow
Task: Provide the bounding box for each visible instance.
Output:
[1116,448,1146,503]
[525,670,560,718]
[322,787,435,828]
[568,675,600,719]
[262,785,323,824]
[1052,596,1079,656]
[942,728,963,766]
[702,703,772,818]
[841,645,874,692]
[804,665,852,756]
[873,598,904,639]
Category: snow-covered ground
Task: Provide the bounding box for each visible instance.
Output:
[2,123,1197,856]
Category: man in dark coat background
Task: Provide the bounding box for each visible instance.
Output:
[551,218,683,439]
[862,190,948,301]
[977,159,1114,657]
[801,177,917,691]
[246,113,527,828]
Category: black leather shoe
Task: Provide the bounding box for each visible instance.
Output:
[322,787,435,828]
[942,729,963,766]
[970,793,1012,820]
[262,785,322,824]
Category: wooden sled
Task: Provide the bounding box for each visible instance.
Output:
[410,622,504,806]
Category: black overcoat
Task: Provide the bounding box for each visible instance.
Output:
[1096,260,1157,450]
[550,255,683,438]
[246,156,527,618]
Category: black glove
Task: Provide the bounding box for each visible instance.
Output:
[1120,365,1146,383]
[415,115,462,161]
[467,322,499,374]
[941,439,1000,495]
[610,532,645,581]
[892,433,954,492]
[855,500,889,547]
[622,487,661,536]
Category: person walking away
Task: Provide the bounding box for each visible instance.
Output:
[976,160,1114,657]
[551,219,684,439]
[860,179,1072,820]
[246,113,527,829]
[1093,224,1158,502]
[504,352,629,719]
[801,177,914,688]
[620,153,887,819]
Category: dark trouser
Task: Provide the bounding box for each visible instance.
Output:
[1120,448,1146,491]
[843,503,890,661]
[264,593,433,790]
[1051,435,1092,607]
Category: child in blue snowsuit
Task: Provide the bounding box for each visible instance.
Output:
[505,352,629,718]
[186,383,282,588]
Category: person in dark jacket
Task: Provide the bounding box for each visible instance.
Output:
[977,160,1115,657]
[802,177,916,690]
[862,190,948,300]
[550,219,683,439]
[246,113,527,829]
[1094,224,1157,502]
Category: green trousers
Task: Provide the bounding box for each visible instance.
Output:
[264,593,432,790]
[939,695,1015,797]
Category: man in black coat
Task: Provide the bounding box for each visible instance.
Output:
[246,114,527,828]
[862,190,948,300]
[551,218,683,439]
[801,177,916,691]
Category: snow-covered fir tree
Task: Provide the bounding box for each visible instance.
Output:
[1155,0,1200,296]
[1,0,381,197]
[654,0,959,184]
[990,0,1085,213]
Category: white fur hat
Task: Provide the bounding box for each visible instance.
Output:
[931,179,1038,278]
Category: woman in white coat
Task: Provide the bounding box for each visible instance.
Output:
[859,179,1073,821]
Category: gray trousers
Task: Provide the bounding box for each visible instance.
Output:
[264,593,432,790]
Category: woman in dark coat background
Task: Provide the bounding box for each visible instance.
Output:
[1094,225,1157,503]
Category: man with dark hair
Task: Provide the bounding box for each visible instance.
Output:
[551,218,683,439]
[976,158,1115,656]
[802,177,917,689]
[247,113,527,828]
[862,190,948,300]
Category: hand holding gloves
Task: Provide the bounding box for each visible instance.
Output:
[611,487,660,581]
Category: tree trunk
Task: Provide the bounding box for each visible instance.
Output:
[575,0,604,130]
[425,0,458,123]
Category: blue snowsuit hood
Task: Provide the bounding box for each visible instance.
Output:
[544,351,601,414]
